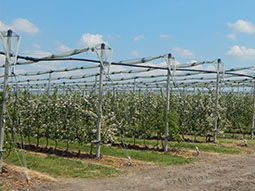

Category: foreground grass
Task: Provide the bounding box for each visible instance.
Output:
[23,135,252,157]
[119,137,246,154]
[101,145,192,165]
[0,183,6,191]
[5,151,122,178]
[21,137,193,166]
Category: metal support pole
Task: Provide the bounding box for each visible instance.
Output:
[63,82,66,94]
[84,84,88,95]
[96,43,105,158]
[251,80,255,140]
[26,80,30,96]
[47,72,52,95]
[0,29,12,172]
[95,75,98,94]
[213,59,221,143]
[133,78,136,92]
[164,53,171,152]
[237,82,240,97]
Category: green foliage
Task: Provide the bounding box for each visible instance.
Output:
[3,87,254,153]
[5,151,122,178]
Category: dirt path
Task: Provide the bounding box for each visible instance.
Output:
[29,153,255,191]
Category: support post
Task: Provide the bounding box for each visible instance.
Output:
[95,75,98,94]
[63,82,66,94]
[26,80,30,96]
[213,59,221,143]
[47,72,52,95]
[251,80,255,140]
[133,78,136,92]
[0,29,12,172]
[96,43,105,158]
[164,53,171,152]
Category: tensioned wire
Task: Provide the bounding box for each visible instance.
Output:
[0,47,90,68]
[3,64,254,87]
[4,69,253,88]
[5,62,254,85]
[0,64,100,78]
[0,58,217,79]
[22,76,254,90]
[12,77,254,91]
[1,49,254,82]
[1,49,254,91]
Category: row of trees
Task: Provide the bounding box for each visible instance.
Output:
[3,87,253,151]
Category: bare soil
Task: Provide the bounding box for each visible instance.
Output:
[0,163,56,191]
[24,152,255,191]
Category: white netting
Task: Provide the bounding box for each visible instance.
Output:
[93,43,113,80]
[0,30,21,74]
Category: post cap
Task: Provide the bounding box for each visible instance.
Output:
[7,29,12,37]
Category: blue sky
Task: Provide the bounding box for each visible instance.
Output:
[0,0,255,75]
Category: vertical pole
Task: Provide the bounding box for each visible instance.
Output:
[237,82,240,97]
[47,72,52,95]
[164,53,171,152]
[26,80,30,96]
[84,84,87,95]
[251,80,255,140]
[133,78,136,92]
[112,87,115,97]
[95,75,98,94]
[96,43,104,158]
[213,59,221,143]
[63,82,66,95]
[0,29,12,172]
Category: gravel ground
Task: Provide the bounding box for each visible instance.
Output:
[29,153,255,191]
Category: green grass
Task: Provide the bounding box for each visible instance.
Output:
[21,137,193,166]
[3,134,250,181]
[100,145,192,165]
[119,137,246,154]
[169,142,244,154]
[5,151,122,179]
[0,183,5,191]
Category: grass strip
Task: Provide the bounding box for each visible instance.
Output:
[119,137,246,154]
[5,151,122,178]
[20,137,193,166]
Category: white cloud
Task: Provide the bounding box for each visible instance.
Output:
[0,21,8,31]
[0,18,39,34]
[107,35,115,40]
[133,35,144,41]
[12,18,39,34]
[55,42,72,52]
[29,50,51,58]
[227,45,255,60]
[227,20,255,34]
[80,33,106,47]
[159,34,171,38]
[33,44,41,49]
[226,33,236,40]
[131,51,140,57]
[173,47,195,58]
